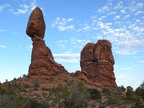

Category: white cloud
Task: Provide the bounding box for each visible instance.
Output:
[0,28,6,32]
[120,67,131,70]
[0,45,6,48]
[98,6,109,13]
[123,14,130,20]
[9,4,29,15]
[58,25,74,31]
[9,0,37,15]
[98,15,107,20]
[116,73,135,80]
[107,11,116,15]
[70,38,90,49]
[134,2,143,10]
[51,0,144,56]
[114,49,138,55]
[52,18,74,31]
[57,44,66,48]
[89,1,144,55]
[0,4,10,12]
[120,9,126,14]
[56,40,68,48]
[28,44,32,49]
[134,10,144,16]
[138,60,144,63]
[30,0,37,11]
[114,15,120,20]
[54,53,79,58]
[54,53,80,63]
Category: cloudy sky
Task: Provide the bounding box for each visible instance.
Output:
[0,0,144,89]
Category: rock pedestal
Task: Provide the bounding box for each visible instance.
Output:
[80,40,117,88]
[26,7,67,76]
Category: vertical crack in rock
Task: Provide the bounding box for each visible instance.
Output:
[26,7,67,76]
[80,39,117,88]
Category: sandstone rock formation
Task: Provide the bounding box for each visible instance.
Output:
[25,7,117,89]
[80,40,117,88]
[26,7,67,76]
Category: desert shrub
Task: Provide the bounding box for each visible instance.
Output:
[7,89,16,95]
[28,98,50,108]
[107,94,118,105]
[63,81,89,108]
[102,88,110,97]
[42,100,50,108]
[47,77,55,82]
[0,94,31,108]
[134,97,143,108]
[51,81,89,108]
[23,74,26,77]
[51,84,69,99]
[135,81,144,100]
[87,88,101,100]
[41,87,49,91]
[52,71,62,76]
[0,87,7,95]
[118,86,126,92]
[5,79,8,83]
[140,80,144,88]
[17,86,26,92]
[23,83,31,88]
[126,86,135,100]
[0,101,4,108]
[13,78,17,81]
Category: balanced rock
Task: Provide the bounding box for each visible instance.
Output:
[26,7,67,76]
[26,7,45,39]
[80,40,117,88]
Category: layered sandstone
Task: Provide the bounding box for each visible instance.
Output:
[80,40,117,88]
[25,7,117,88]
[26,7,67,76]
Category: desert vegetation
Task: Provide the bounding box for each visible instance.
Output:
[0,79,144,108]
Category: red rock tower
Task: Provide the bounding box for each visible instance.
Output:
[26,7,67,76]
[80,40,117,88]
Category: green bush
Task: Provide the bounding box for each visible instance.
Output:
[102,88,110,97]
[0,87,7,95]
[63,81,89,108]
[51,81,89,108]
[126,86,135,100]
[23,83,31,88]
[107,94,118,105]
[118,86,126,92]
[28,98,50,108]
[87,88,101,100]
[0,95,31,108]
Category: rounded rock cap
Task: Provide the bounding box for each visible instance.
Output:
[26,7,46,39]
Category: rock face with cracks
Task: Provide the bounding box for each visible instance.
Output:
[80,40,117,88]
[26,7,67,76]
